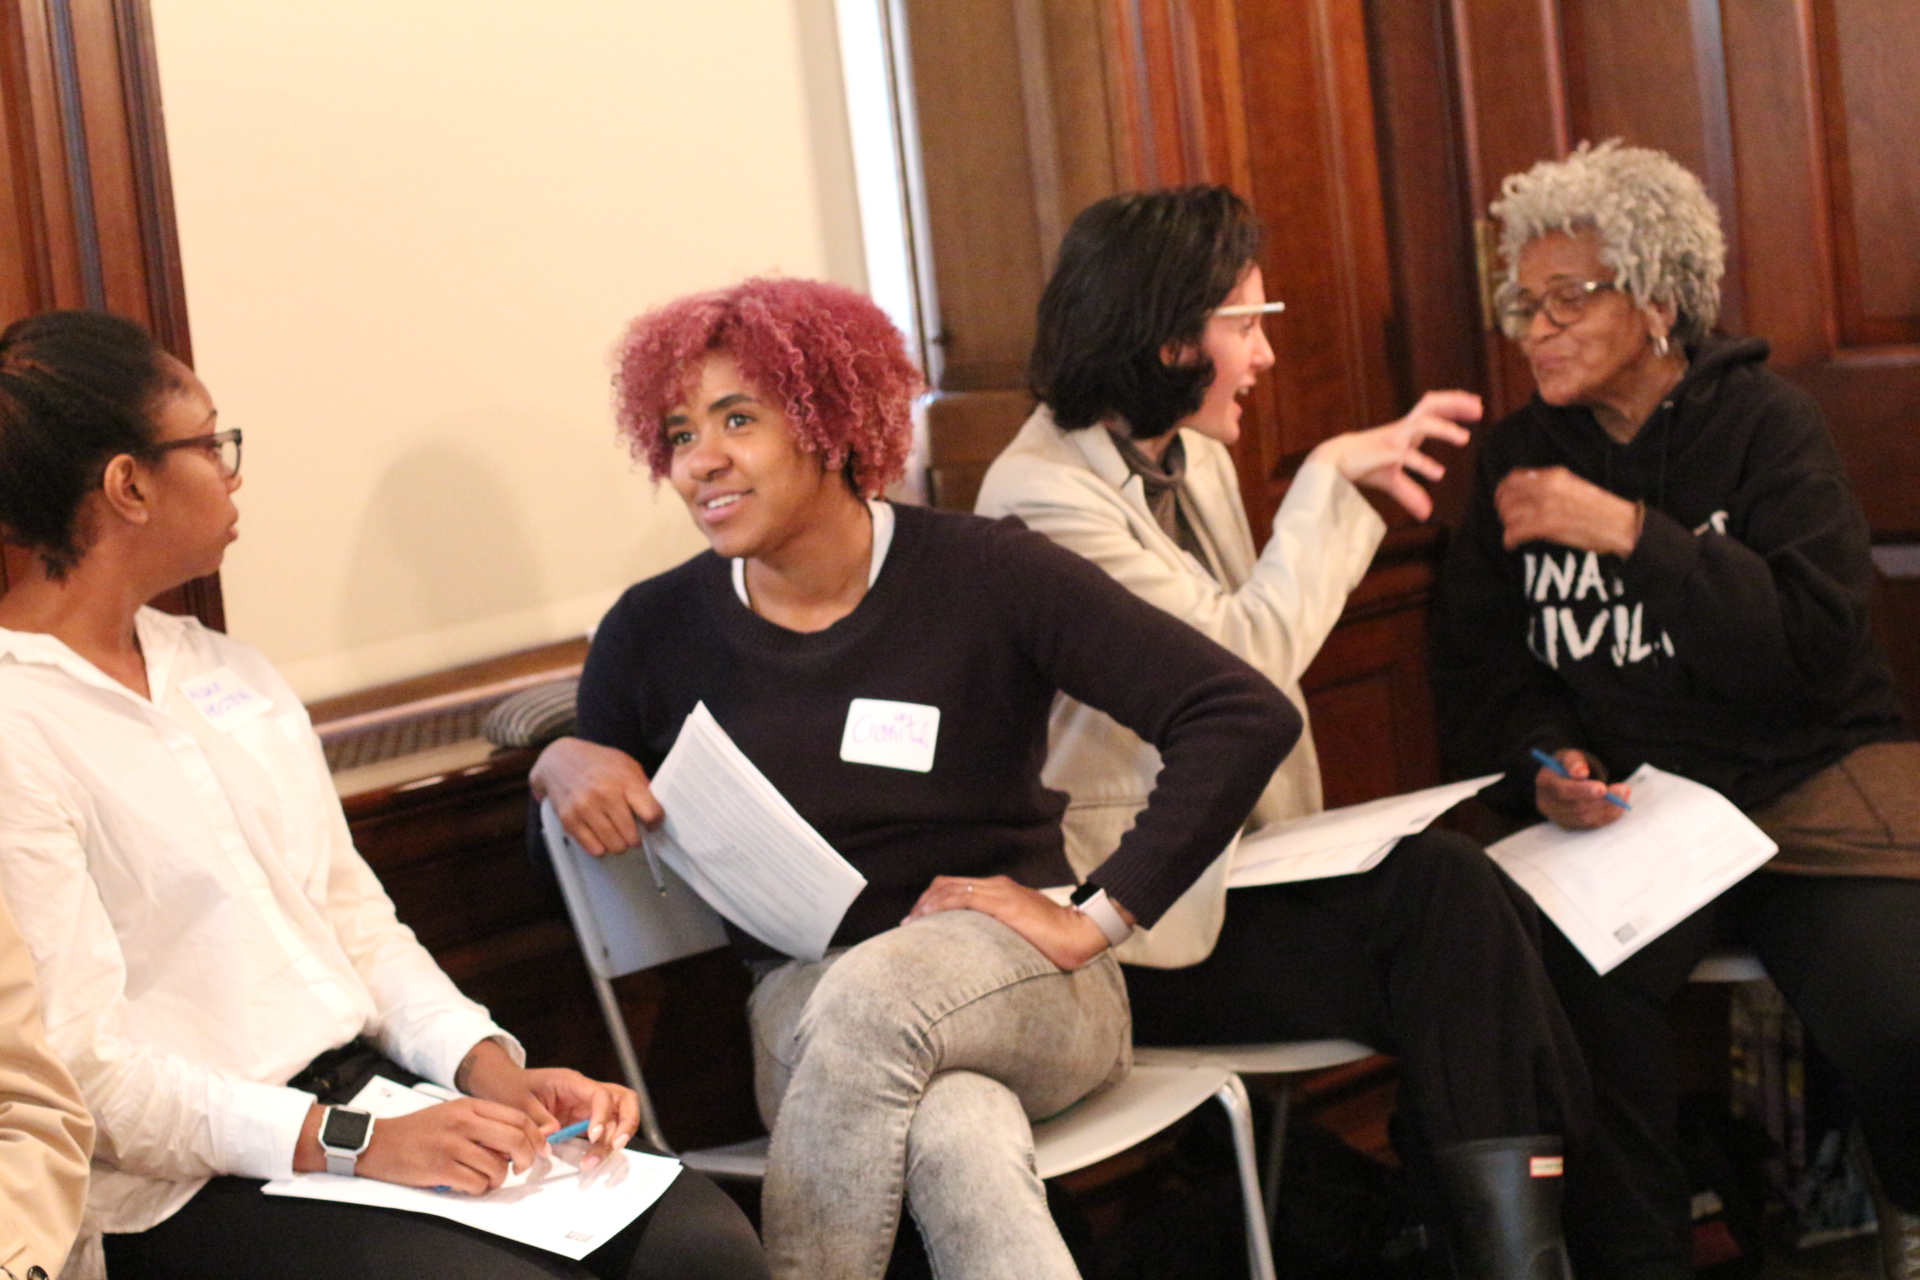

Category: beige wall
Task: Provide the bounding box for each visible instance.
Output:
[151,0,866,700]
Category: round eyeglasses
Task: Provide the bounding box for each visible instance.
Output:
[141,427,242,478]
[1498,279,1617,334]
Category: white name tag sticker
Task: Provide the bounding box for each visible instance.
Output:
[181,666,274,731]
[840,698,940,773]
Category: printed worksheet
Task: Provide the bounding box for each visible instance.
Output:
[262,1077,681,1260]
[643,702,867,961]
[1227,775,1501,888]
[1487,764,1777,973]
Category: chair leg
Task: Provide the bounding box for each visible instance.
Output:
[590,969,674,1155]
[1262,1078,1291,1236]
[1215,1074,1278,1280]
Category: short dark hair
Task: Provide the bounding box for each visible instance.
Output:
[0,311,176,578]
[1030,186,1263,439]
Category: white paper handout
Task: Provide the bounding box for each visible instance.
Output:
[1487,764,1777,974]
[262,1077,681,1260]
[644,702,867,961]
[1227,775,1501,888]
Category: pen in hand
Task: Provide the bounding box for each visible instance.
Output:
[1531,747,1631,810]
[548,1118,592,1145]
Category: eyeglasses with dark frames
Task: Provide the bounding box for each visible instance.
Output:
[1498,279,1618,333]
[140,427,242,478]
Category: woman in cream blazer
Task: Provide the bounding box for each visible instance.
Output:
[978,187,1591,1280]
[0,887,92,1280]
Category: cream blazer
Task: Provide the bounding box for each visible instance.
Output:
[0,888,93,1279]
[977,405,1385,966]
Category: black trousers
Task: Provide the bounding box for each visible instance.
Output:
[1124,829,1591,1148]
[1544,870,1920,1280]
[103,1042,769,1280]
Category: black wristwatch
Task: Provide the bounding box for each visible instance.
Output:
[319,1106,374,1177]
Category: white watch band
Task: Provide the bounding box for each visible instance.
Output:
[320,1107,373,1177]
[1074,889,1134,948]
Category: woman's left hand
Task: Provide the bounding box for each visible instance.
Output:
[1495,466,1643,555]
[1308,390,1479,520]
[457,1039,641,1171]
[905,875,1121,971]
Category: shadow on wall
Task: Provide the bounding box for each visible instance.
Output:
[342,442,548,649]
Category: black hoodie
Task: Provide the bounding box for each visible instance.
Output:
[1433,336,1908,815]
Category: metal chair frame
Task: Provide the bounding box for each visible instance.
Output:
[541,803,1280,1280]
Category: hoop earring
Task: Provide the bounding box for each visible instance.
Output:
[1653,333,1670,358]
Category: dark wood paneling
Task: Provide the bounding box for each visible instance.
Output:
[1300,530,1444,805]
[1231,0,1397,533]
[925,388,1033,512]
[1812,0,1920,347]
[1447,0,1569,421]
[0,0,220,626]
[1362,0,1484,526]
[903,0,1048,392]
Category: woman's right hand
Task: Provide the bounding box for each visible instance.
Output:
[297,1098,544,1194]
[529,736,663,855]
[1307,390,1479,520]
[1535,748,1632,830]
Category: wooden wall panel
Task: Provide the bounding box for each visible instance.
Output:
[903,0,1048,394]
[1223,0,1400,532]
[0,0,219,624]
[1814,0,1920,347]
[1446,0,1569,419]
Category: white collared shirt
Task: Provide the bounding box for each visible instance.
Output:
[0,608,515,1248]
[731,498,894,607]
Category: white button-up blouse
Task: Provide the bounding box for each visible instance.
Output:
[0,607,513,1252]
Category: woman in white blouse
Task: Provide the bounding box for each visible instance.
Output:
[977,187,1590,1280]
[0,311,766,1280]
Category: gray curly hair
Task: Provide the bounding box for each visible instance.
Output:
[1491,140,1725,344]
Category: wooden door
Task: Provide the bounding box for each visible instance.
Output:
[0,0,219,625]
[1449,0,1920,723]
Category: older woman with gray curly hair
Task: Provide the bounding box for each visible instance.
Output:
[1435,141,1920,1280]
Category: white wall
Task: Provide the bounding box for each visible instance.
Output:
[151,0,867,699]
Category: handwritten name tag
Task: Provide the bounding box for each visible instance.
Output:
[839,698,940,773]
[181,666,274,731]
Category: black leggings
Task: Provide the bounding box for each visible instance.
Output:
[103,1166,767,1280]
[1545,870,1920,1280]
[1123,828,1591,1147]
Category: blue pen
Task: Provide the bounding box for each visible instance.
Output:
[1531,748,1631,809]
[549,1118,592,1145]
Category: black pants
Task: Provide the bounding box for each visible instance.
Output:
[1124,829,1591,1147]
[104,1042,769,1280]
[1545,870,1920,1280]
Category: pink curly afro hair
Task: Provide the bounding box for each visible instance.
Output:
[614,277,923,498]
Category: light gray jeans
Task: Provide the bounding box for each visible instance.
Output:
[748,909,1131,1280]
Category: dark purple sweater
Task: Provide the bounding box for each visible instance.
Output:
[577,504,1298,955]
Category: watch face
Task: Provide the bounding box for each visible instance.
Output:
[322,1107,372,1151]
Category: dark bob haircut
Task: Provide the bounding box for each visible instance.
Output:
[0,310,178,578]
[615,277,922,498]
[1030,186,1263,439]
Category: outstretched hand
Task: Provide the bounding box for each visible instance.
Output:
[1309,390,1479,520]
[905,875,1125,971]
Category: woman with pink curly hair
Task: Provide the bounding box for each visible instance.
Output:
[532,277,1298,1280]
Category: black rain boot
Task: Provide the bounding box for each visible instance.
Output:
[1434,1135,1574,1280]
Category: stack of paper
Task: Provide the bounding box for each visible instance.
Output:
[1227,775,1501,888]
[1487,764,1777,973]
[643,702,867,961]
[263,1076,682,1260]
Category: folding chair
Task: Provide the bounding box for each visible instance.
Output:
[1136,1039,1377,1232]
[541,802,1280,1280]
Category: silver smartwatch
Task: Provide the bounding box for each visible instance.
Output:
[319,1105,374,1177]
